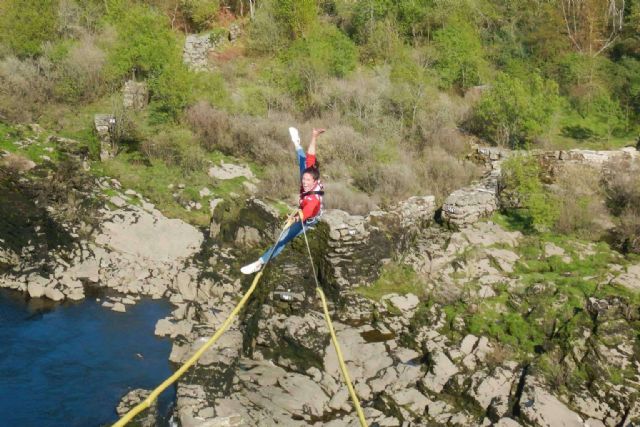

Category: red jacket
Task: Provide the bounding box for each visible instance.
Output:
[299,154,322,221]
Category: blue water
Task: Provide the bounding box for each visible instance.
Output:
[0,290,175,427]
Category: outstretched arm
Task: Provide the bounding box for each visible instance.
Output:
[307,128,325,157]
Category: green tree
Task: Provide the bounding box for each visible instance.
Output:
[351,0,395,43]
[474,72,559,147]
[107,4,192,121]
[433,18,486,90]
[0,0,59,57]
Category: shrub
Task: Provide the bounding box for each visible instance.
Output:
[350,0,395,44]
[0,0,59,57]
[50,35,107,103]
[186,101,292,165]
[500,153,560,231]
[602,157,640,253]
[272,0,318,39]
[280,22,357,101]
[140,127,206,174]
[258,164,299,202]
[418,146,483,204]
[186,101,233,152]
[473,72,560,148]
[0,56,54,121]
[323,180,377,214]
[247,0,289,54]
[148,59,193,122]
[552,164,610,239]
[181,0,220,31]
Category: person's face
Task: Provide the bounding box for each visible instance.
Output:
[302,173,316,192]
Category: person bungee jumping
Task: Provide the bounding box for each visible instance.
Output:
[241,127,325,275]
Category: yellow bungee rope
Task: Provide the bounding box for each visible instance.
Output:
[114,209,368,427]
[298,210,368,427]
[113,214,296,427]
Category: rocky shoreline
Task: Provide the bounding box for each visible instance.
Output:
[1,141,639,426]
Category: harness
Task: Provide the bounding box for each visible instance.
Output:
[300,180,324,223]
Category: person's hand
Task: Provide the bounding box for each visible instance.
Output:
[312,128,325,138]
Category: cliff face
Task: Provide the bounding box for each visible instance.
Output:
[3,136,640,427]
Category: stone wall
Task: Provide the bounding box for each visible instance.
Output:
[319,196,436,288]
[443,145,640,228]
[123,80,149,110]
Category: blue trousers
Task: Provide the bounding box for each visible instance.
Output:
[259,217,319,263]
[260,147,317,263]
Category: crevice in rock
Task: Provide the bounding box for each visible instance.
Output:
[510,363,530,419]
[615,405,630,427]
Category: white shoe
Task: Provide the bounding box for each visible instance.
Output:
[241,259,264,275]
[289,127,301,148]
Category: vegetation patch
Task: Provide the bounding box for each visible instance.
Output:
[356,262,427,302]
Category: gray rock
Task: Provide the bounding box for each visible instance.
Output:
[116,388,156,427]
[112,302,126,312]
[94,114,116,161]
[95,206,204,262]
[123,80,148,110]
[386,293,420,314]
[44,286,65,301]
[460,334,479,355]
[442,169,500,227]
[27,277,47,298]
[421,351,459,393]
[208,162,255,180]
[324,327,393,382]
[183,33,214,71]
[519,377,583,427]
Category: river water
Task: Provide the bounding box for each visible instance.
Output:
[0,289,175,427]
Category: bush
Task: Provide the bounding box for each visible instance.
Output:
[473,72,560,148]
[272,0,318,39]
[602,158,640,253]
[280,22,357,101]
[50,35,107,103]
[258,164,300,202]
[0,0,59,57]
[186,101,292,165]
[500,153,560,231]
[181,0,220,31]
[323,180,377,214]
[552,164,610,239]
[186,101,232,151]
[247,0,290,54]
[0,56,54,121]
[140,128,207,174]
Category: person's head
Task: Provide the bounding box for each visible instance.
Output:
[301,166,320,192]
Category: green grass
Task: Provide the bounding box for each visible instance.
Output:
[355,262,427,302]
[546,107,638,151]
[0,122,61,163]
[93,150,250,226]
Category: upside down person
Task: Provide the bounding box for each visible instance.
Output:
[241,127,325,274]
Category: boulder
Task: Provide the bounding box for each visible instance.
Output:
[44,286,65,301]
[95,206,204,262]
[421,351,459,394]
[442,169,500,228]
[116,388,156,427]
[519,377,583,427]
[27,277,47,298]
